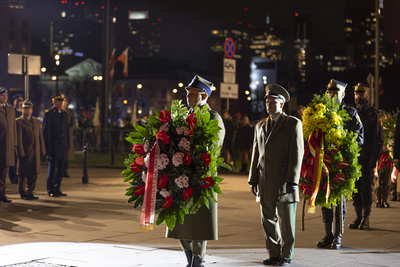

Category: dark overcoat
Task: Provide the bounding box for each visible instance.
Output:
[16,116,46,176]
[42,107,69,160]
[0,104,17,167]
[66,108,76,160]
[166,104,225,240]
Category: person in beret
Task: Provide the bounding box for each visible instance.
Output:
[8,94,24,184]
[166,75,225,267]
[316,79,364,250]
[16,100,46,200]
[42,93,70,197]
[248,84,304,266]
[0,87,17,203]
[348,83,383,229]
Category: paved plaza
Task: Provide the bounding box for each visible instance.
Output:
[1,166,400,266]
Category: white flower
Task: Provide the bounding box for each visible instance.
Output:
[160,188,171,198]
[176,126,190,136]
[172,152,184,167]
[144,153,150,168]
[141,171,147,182]
[159,123,169,133]
[183,182,189,188]
[174,174,189,189]
[178,137,191,151]
[174,178,184,188]
[157,154,169,170]
[144,140,150,152]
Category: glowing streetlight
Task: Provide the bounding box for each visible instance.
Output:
[52,76,57,81]
[41,67,46,72]
[245,90,250,95]
[178,83,184,87]
[247,96,252,101]
[123,99,128,104]
[211,86,216,91]
[172,88,178,94]
[54,55,60,60]
[137,84,142,89]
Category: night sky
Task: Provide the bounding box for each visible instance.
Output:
[26,0,400,70]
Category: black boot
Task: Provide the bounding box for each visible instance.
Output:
[331,223,342,249]
[382,199,390,208]
[359,207,370,230]
[349,206,362,229]
[374,196,382,208]
[191,256,205,267]
[390,192,397,201]
[184,250,193,267]
[316,222,333,248]
[240,163,248,172]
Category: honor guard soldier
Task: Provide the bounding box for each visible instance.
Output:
[349,83,384,230]
[0,87,17,203]
[42,93,70,197]
[8,94,24,184]
[317,79,364,249]
[16,100,46,200]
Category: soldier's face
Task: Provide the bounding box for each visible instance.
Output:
[62,100,68,109]
[266,97,283,115]
[22,107,33,116]
[53,100,63,110]
[186,88,205,108]
[355,92,368,105]
[0,93,8,104]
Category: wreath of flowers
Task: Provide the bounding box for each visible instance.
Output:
[377,111,397,174]
[300,94,362,209]
[122,100,229,231]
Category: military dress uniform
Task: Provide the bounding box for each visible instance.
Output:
[42,94,70,197]
[349,83,384,230]
[166,75,225,267]
[9,94,24,184]
[318,80,364,250]
[16,100,46,199]
[0,87,17,203]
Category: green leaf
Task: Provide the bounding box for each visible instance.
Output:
[176,209,184,224]
[133,196,142,209]
[212,183,223,194]
[121,169,131,176]
[166,215,176,231]
[214,177,224,183]
[203,195,209,209]
[125,188,134,196]
[123,172,135,182]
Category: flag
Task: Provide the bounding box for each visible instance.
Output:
[116,47,129,77]
[93,98,100,129]
[118,83,125,97]
[378,77,384,96]
[109,48,116,79]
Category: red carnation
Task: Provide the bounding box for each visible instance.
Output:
[201,176,214,189]
[159,110,171,124]
[133,144,145,155]
[324,154,332,165]
[307,157,315,168]
[183,151,191,166]
[133,185,145,196]
[163,196,173,209]
[156,131,169,145]
[201,153,211,166]
[158,174,169,188]
[377,162,385,170]
[135,157,145,166]
[130,162,141,173]
[186,113,197,128]
[333,172,346,183]
[380,152,389,163]
[183,187,193,200]
[301,183,311,195]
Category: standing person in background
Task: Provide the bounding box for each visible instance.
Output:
[8,94,24,184]
[221,109,234,170]
[16,100,46,200]
[248,84,304,266]
[349,83,383,230]
[296,105,305,120]
[392,110,400,201]
[62,97,75,178]
[0,87,17,203]
[235,115,253,173]
[42,93,69,197]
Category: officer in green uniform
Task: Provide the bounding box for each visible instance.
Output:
[166,75,225,267]
[348,83,384,230]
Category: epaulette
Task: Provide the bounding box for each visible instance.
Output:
[45,109,49,113]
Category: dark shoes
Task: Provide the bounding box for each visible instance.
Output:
[48,191,67,197]
[316,234,333,248]
[278,258,292,266]
[359,217,369,230]
[382,200,390,208]
[349,217,362,229]
[331,235,342,249]
[21,194,39,200]
[64,173,70,178]
[263,257,280,265]
[10,179,18,184]
[0,197,12,203]
[57,191,67,196]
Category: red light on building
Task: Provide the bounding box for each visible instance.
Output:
[128,10,131,13]
[114,7,118,10]
[81,1,84,4]
[389,39,391,42]
[295,13,298,16]
[248,24,251,27]
[101,5,104,9]
[396,39,399,43]
[244,7,248,11]
[146,10,149,13]
[238,21,242,25]
[158,18,161,22]
[75,2,78,5]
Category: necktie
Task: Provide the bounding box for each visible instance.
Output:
[268,117,275,134]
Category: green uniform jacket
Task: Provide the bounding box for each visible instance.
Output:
[166,103,225,240]
[248,113,304,202]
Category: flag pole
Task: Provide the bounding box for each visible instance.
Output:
[374,0,380,110]
[102,0,110,130]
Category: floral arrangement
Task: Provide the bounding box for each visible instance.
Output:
[300,94,362,211]
[122,100,229,231]
[377,110,397,174]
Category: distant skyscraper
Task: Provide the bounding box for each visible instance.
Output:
[0,0,31,91]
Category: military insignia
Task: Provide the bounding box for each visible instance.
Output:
[355,114,362,125]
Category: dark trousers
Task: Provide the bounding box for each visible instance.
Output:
[353,160,373,213]
[377,167,391,201]
[19,175,38,196]
[47,158,65,194]
[8,149,18,183]
[322,198,346,224]
[0,167,7,197]
[64,161,69,176]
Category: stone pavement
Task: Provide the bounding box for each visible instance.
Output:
[0,166,400,266]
